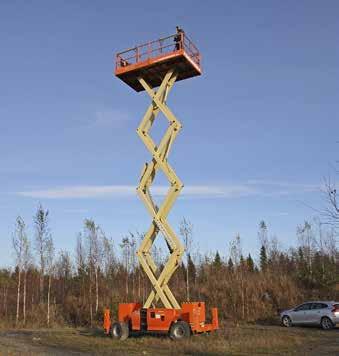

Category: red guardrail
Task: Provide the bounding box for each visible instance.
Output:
[116,32,201,70]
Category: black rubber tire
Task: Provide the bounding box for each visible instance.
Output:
[169,321,191,340]
[320,317,334,330]
[111,322,129,340]
[281,315,292,327]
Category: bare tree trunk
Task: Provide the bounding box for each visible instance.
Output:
[23,270,27,325]
[16,269,21,326]
[82,274,85,306]
[95,268,99,315]
[4,287,8,318]
[138,268,141,300]
[31,292,34,313]
[53,297,57,322]
[47,274,51,327]
[2,286,6,316]
[89,269,93,326]
[39,269,44,304]
[186,262,190,301]
[125,270,129,300]
[179,218,193,302]
[241,278,245,320]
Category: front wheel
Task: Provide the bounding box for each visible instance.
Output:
[320,317,333,330]
[281,315,292,327]
[169,321,191,340]
[111,322,129,340]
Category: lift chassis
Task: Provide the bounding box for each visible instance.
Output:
[104,31,218,340]
[104,302,218,340]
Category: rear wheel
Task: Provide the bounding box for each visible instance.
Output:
[320,317,333,330]
[169,321,191,340]
[111,322,129,340]
[281,316,292,327]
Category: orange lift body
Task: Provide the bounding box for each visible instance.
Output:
[104,302,218,335]
[105,31,218,339]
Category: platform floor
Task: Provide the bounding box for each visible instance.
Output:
[115,49,201,92]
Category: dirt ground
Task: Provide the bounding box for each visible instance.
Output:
[0,324,337,355]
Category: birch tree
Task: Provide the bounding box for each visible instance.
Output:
[179,218,193,301]
[55,250,72,304]
[136,232,145,301]
[120,237,130,299]
[46,237,54,327]
[22,231,32,325]
[324,179,339,227]
[84,219,102,321]
[34,204,51,303]
[229,234,245,319]
[12,216,28,325]
[258,220,269,253]
[75,233,87,307]
[102,234,115,277]
[297,221,315,281]
[128,233,137,299]
[102,234,116,307]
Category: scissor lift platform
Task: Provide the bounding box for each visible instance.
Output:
[105,30,218,341]
[115,32,202,92]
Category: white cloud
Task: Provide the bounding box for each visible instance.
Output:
[182,185,256,198]
[18,185,136,199]
[247,179,319,192]
[16,180,326,200]
[17,184,257,200]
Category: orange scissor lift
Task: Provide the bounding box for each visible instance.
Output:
[104,30,218,340]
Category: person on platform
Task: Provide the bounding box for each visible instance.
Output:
[174,26,184,51]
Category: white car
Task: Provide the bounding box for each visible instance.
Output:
[280,301,339,330]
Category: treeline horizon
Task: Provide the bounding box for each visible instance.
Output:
[0,203,338,328]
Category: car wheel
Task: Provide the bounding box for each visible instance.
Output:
[169,321,191,340]
[281,315,292,327]
[320,317,333,330]
[111,321,129,340]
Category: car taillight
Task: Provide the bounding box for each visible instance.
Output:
[331,304,339,315]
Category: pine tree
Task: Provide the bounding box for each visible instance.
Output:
[297,246,308,285]
[246,253,254,272]
[240,254,246,270]
[213,251,222,268]
[227,257,234,272]
[260,245,268,272]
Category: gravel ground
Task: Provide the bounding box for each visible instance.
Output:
[0,325,337,355]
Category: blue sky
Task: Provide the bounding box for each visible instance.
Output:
[0,1,338,266]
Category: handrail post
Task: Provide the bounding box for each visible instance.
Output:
[116,54,120,69]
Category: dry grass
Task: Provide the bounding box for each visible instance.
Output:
[0,324,337,355]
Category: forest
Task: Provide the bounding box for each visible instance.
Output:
[1,183,338,329]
